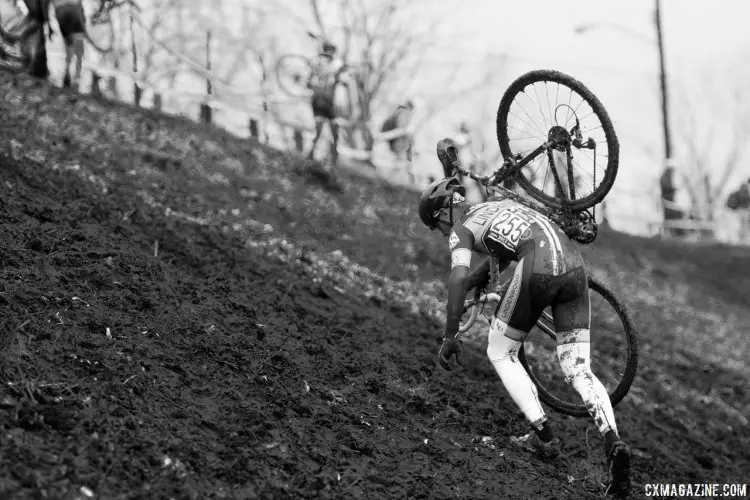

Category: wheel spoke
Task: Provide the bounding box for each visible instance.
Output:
[507,110,547,139]
[530,83,550,130]
[497,70,618,211]
[513,99,548,139]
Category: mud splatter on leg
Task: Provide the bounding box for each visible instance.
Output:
[557,333,618,436]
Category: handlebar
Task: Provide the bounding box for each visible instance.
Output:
[457,292,503,334]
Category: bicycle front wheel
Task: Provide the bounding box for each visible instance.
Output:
[275,54,313,97]
[518,276,638,418]
[496,70,619,211]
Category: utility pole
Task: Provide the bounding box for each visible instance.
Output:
[206,29,213,96]
[655,0,672,166]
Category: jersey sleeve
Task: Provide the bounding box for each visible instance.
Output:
[448,225,474,269]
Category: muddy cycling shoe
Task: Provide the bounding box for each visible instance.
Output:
[606,440,632,498]
[510,432,562,459]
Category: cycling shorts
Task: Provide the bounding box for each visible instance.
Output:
[494,244,589,334]
[311,93,335,121]
[56,5,85,43]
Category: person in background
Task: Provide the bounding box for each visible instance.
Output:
[306,40,345,168]
[381,99,416,182]
[48,0,86,88]
[726,177,750,243]
[660,165,684,237]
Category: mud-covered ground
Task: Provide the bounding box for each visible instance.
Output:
[0,71,748,499]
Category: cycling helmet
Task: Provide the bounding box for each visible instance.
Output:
[418,177,466,229]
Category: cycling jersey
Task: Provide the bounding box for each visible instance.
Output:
[308,56,342,120]
[450,198,588,333]
[52,0,85,41]
[308,57,340,94]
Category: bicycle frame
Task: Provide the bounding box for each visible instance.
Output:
[438,136,599,244]
[444,137,571,202]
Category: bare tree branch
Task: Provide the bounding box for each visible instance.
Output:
[308,0,327,41]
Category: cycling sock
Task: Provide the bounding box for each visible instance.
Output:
[604,429,620,450]
[557,340,618,436]
[487,321,546,425]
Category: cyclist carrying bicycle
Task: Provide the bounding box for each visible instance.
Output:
[418,169,631,497]
[306,40,345,167]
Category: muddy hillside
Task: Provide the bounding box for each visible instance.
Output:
[1,71,748,499]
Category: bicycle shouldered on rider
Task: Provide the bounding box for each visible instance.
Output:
[418,159,632,498]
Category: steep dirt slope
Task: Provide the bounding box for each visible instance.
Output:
[1,71,748,499]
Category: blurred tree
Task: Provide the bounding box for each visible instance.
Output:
[672,55,750,223]
[94,0,276,114]
[268,0,505,156]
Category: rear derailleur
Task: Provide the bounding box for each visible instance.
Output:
[553,209,598,244]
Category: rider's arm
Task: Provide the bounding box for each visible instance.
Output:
[466,255,491,291]
[464,255,512,299]
[444,227,475,339]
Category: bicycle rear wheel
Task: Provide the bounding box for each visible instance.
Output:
[518,276,638,417]
[496,70,619,211]
[275,54,313,97]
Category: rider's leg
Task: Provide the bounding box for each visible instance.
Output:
[486,257,551,438]
[552,273,621,448]
[487,320,547,431]
[329,118,339,167]
[309,117,324,159]
[71,34,84,89]
[556,325,630,494]
[63,40,74,87]
[556,330,618,438]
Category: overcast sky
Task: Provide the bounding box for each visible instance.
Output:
[409,0,750,234]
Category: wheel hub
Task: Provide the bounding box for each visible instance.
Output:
[547,126,571,151]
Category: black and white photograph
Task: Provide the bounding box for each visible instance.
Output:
[1,0,748,498]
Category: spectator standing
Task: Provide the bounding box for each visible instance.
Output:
[660,165,684,236]
[380,100,416,182]
[726,177,750,243]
